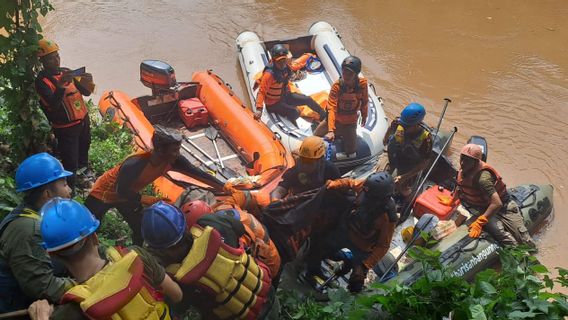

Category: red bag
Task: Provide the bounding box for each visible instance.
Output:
[178,98,208,128]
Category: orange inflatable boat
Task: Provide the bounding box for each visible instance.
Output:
[99,60,294,205]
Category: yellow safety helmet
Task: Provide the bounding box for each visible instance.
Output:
[38,39,59,57]
[298,136,326,161]
[401,226,415,244]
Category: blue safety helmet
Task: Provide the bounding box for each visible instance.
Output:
[40,198,100,253]
[399,103,426,127]
[142,201,186,249]
[15,153,73,192]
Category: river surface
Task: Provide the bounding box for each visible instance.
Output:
[43,0,567,271]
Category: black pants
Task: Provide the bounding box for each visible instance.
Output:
[53,116,91,189]
[84,195,144,245]
[267,93,325,124]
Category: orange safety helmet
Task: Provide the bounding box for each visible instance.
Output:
[180,200,212,227]
[298,136,326,161]
[460,143,483,160]
[38,39,59,57]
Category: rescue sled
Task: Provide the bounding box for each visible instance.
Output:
[98,60,294,204]
[236,21,389,173]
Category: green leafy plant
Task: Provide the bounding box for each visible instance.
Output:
[87,100,134,176]
[0,0,54,171]
[278,247,568,320]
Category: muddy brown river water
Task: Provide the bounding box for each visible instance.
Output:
[43,0,567,271]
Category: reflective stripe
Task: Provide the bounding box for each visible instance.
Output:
[39,74,88,127]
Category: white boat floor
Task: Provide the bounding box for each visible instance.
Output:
[292,70,331,96]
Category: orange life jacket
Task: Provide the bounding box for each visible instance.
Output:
[90,151,170,203]
[61,247,170,320]
[335,78,367,124]
[457,161,509,209]
[39,73,88,128]
[212,203,281,277]
[255,63,292,106]
[167,226,272,320]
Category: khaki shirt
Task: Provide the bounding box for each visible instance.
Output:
[0,207,75,303]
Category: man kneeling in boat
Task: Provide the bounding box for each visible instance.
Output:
[141,202,278,320]
[304,172,397,293]
[454,143,535,247]
[314,56,369,160]
[254,44,326,126]
[270,136,340,201]
[34,198,182,319]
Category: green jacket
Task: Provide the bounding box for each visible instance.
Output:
[0,204,75,311]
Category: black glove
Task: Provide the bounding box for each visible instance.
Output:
[348,264,368,293]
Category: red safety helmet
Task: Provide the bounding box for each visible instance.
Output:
[460,143,483,160]
[180,200,213,227]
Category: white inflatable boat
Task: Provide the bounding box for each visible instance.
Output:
[236,21,388,172]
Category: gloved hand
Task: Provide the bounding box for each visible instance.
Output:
[348,264,368,293]
[468,215,489,238]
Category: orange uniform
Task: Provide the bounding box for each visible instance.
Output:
[255,54,313,110]
[327,178,396,268]
[326,78,369,132]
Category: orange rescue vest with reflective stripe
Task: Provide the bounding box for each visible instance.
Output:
[335,78,367,124]
[457,161,509,209]
[211,204,281,277]
[39,74,88,128]
[167,226,272,320]
[61,247,170,320]
[256,64,292,106]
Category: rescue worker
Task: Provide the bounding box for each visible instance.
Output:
[305,172,397,293]
[270,136,340,200]
[181,199,281,278]
[85,125,222,245]
[254,44,326,125]
[38,198,182,319]
[141,202,276,320]
[35,39,94,191]
[455,144,534,247]
[382,103,433,198]
[314,56,368,160]
[0,153,75,313]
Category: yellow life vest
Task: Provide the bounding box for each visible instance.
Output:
[61,247,170,320]
[393,124,430,148]
[167,226,272,320]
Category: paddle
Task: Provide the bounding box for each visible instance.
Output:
[180,143,228,181]
[204,126,240,178]
[398,127,458,224]
[378,214,436,282]
[205,127,223,168]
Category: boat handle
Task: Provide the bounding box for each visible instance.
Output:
[369,83,378,96]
